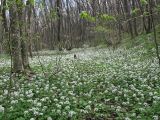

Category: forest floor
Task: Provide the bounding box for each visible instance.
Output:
[0,45,160,120]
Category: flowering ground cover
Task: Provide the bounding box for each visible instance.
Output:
[0,46,160,120]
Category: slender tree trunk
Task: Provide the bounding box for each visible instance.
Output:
[18,0,30,70]
[56,0,62,50]
[146,3,152,34]
[26,0,33,58]
[149,0,160,66]
[2,0,8,33]
[132,0,138,36]
[123,0,134,38]
[10,3,23,73]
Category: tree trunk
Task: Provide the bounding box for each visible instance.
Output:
[56,0,62,50]
[18,0,30,70]
[123,0,134,38]
[10,3,23,73]
[132,0,138,36]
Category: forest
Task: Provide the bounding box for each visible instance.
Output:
[0,0,160,119]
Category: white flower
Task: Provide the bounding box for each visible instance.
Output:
[39,112,43,115]
[57,109,61,114]
[65,106,70,110]
[11,100,18,104]
[24,110,29,115]
[131,113,136,117]
[60,96,65,100]
[104,90,108,93]
[30,118,35,120]
[0,105,4,113]
[62,111,67,115]
[88,101,92,104]
[41,98,46,102]
[43,106,48,109]
[64,100,70,105]
[122,102,127,105]
[116,106,121,112]
[68,91,74,96]
[115,97,118,101]
[47,116,52,120]
[125,117,131,120]
[153,115,158,120]
[149,92,153,96]
[144,102,148,107]
[27,93,34,98]
[133,94,136,97]
[0,95,3,102]
[68,111,76,117]
[112,88,117,93]
[34,111,39,115]
[56,104,61,109]
[37,102,42,107]
[60,101,64,105]
[4,90,8,95]
[139,108,145,111]
[85,105,91,110]
[54,98,58,102]
[13,91,19,97]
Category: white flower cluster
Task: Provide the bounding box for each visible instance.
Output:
[0,105,4,113]
[0,46,160,119]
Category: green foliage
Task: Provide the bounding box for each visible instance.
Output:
[28,0,35,6]
[155,5,160,12]
[7,0,33,9]
[80,11,89,19]
[16,0,22,4]
[39,2,44,9]
[50,9,57,19]
[143,11,150,16]
[1,44,160,119]
[0,15,3,22]
[3,2,9,10]
[131,8,140,16]
[94,26,108,33]
[94,25,112,33]
[99,14,116,22]
[80,11,95,22]
[16,0,26,10]
[7,0,16,8]
[140,0,148,6]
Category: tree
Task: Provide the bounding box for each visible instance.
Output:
[1,0,160,60]
[123,0,134,38]
[9,0,31,73]
[9,0,23,73]
[56,0,62,50]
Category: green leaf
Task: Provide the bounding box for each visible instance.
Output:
[140,0,148,5]
[99,14,116,22]
[143,11,149,16]
[16,117,25,120]
[156,5,160,12]
[131,8,140,16]
[80,11,96,22]
[80,11,89,19]
[28,0,34,6]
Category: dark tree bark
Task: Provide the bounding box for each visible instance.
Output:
[2,0,8,32]
[19,0,30,70]
[123,0,134,38]
[146,2,152,33]
[56,0,62,50]
[10,2,23,73]
[149,0,160,66]
[132,0,138,36]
